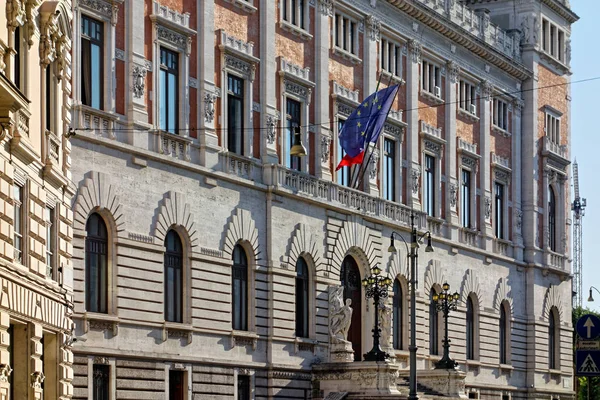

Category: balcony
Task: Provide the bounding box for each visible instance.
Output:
[459,227,479,248]
[158,131,192,162]
[43,129,68,186]
[542,136,569,168]
[75,105,118,140]
[263,165,427,230]
[219,152,262,182]
[547,250,567,272]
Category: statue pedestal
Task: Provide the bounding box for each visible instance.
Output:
[398,368,468,399]
[313,361,402,399]
[329,341,354,363]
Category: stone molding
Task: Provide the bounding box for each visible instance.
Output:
[493,278,514,315]
[222,208,260,260]
[459,269,482,308]
[284,223,323,271]
[152,191,198,247]
[543,285,564,322]
[423,260,446,296]
[72,171,125,233]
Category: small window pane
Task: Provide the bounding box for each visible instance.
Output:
[295,258,309,338]
[164,230,183,323]
[232,245,248,331]
[86,213,108,314]
[93,365,109,400]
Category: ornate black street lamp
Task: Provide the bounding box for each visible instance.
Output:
[432,282,460,370]
[388,213,433,400]
[362,265,393,362]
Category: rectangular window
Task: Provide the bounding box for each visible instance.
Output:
[45,67,52,131]
[169,370,185,400]
[542,19,549,52]
[383,138,395,202]
[81,15,103,109]
[495,183,504,239]
[237,375,250,400]
[282,0,306,30]
[227,74,244,155]
[13,184,23,264]
[425,155,435,217]
[14,27,22,90]
[159,47,179,134]
[459,80,477,114]
[493,99,509,131]
[285,98,302,171]
[46,207,55,279]
[545,113,561,144]
[334,13,358,56]
[92,365,109,400]
[558,31,564,62]
[421,60,441,96]
[550,25,556,57]
[380,38,401,77]
[337,118,351,187]
[461,169,471,228]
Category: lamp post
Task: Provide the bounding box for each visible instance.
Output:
[362,265,393,362]
[587,286,600,302]
[388,213,433,400]
[432,282,460,370]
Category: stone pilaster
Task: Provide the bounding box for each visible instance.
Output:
[406,39,421,208]
[445,60,459,240]
[0,312,10,400]
[198,0,220,168]
[512,99,524,261]
[127,0,149,128]
[479,80,493,250]
[58,333,73,400]
[315,1,332,180]
[364,15,380,196]
[260,0,278,164]
[29,323,43,400]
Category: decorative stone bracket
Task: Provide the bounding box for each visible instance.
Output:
[162,323,193,345]
[294,337,318,355]
[230,330,259,350]
[83,314,119,336]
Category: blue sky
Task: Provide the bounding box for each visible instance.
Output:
[571,1,599,312]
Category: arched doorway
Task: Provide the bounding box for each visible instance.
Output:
[341,255,362,361]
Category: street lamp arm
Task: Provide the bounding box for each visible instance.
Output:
[390,231,410,253]
[588,286,600,302]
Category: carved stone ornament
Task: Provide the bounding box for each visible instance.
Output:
[329,286,353,344]
[0,364,12,383]
[6,0,26,31]
[157,25,192,55]
[565,39,572,65]
[519,16,530,45]
[132,65,147,98]
[204,92,217,123]
[411,168,421,194]
[321,134,331,164]
[284,79,311,102]
[93,356,110,365]
[337,102,354,118]
[495,169,510,184]
[369,149,379,180]
[424,140,442,157]
[30,371,45,390]
[533,17,540,46]
[266,115,277,145]
[365,14,381,42]
[516,209,523,231]
[319,0,334,16]
[39,7,61,68]
[484,196,492,220]
[80,0,119,26]
[378,300,392,350]
[446,60,460,84]
[225,55,255,81]
[479,80,493,100]
[461,156,478,171]
[449,183,457,208]
[407,39,422,64]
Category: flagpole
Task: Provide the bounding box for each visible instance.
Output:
[354,78,400,191]
[349,74,384,189]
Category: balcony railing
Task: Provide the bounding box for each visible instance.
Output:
[76,105,117,139]
[264,165,427,230]
[543,136,568,160]
[158,131,191,162]
[44,129,60,166]
[548,251,566,271]
[219,152,262,181]
[459,227,479,248]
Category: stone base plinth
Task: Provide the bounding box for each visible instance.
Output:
[412,368,468,399]
[313,361,403,399]
[329,341,354,363]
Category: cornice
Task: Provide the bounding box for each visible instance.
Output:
[541,0,579,24]
[383,0,532,81]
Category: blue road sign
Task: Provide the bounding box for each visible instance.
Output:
[576,350,600,376]
[576,314,600,340]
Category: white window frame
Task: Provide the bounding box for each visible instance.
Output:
[150,2,195,137]
[75,0,121,112]
[13,180,25,266]
[544,107,562,145]
[10,24,29,96]
[332,10,360,62]
[459,161,477,230]
[45,203,57,280]
[492,98,509,132]
[379,37,403,82]
[541,17,566,63]
[459,79,477,115]
[380,135,399,202]
[420,122,444,218]
[87,357,116,400]
[219,30,259,158]
[280,0,311,40]
[420,59,442,98]
[279,59,314,173]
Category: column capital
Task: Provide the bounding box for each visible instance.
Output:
[407,39,422,64]
[479,80,493,100]
[365,14,381,42]
[319,0,334,16]
[445,60,460,84]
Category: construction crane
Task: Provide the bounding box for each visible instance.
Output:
[572,159,586,308]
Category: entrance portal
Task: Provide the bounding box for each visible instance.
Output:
[341,255,362,361]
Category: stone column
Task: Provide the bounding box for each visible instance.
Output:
[406,39,422,208]
[512,99,524,261]
[198,0,220,168]
[479,80,493,251]
[315,0,332,181]
[364,15,380,195]
[445,61,459,240]
[58,333,74,400]
[0,312,10,399]
[260,0,279,164]
[127,0,149,133]
[29,323,43,400]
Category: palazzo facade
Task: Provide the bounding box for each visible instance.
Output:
[69,0,577,399]
[0,0,75,399]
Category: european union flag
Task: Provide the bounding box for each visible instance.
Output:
[336,85,399,171]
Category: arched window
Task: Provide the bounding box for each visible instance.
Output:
[232,245,248,331]
[393,279,403,350]
[549,308,558,369]
[466,297,475,360]
[85,213,108,313]
[164,230,183,323]
[499,303,508,364]
[295,257,309,338]
[429,288,438,355]
[548,186,556,251]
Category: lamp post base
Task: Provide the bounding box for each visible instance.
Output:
[434,356,458,370]
[363,346,390,362]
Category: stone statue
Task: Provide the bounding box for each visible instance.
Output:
[329,286,353,344]
[379,300,393,350]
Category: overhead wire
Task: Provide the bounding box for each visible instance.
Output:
[72,76,600,134]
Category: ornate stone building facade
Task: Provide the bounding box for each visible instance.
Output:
[69,0,577,399]
[0,0,75,399]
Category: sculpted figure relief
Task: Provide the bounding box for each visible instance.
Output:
[379,300,393,349]
[329,286,353,344]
